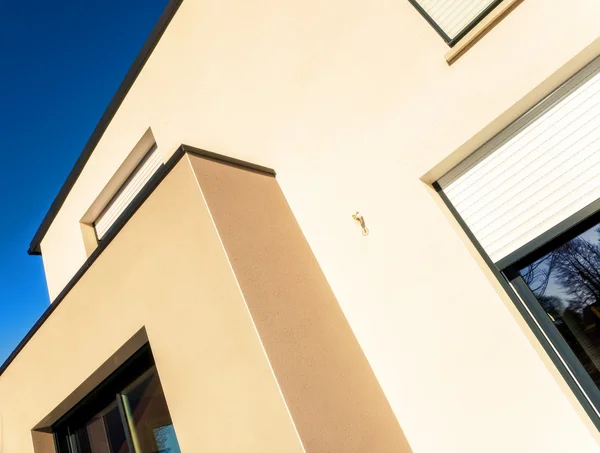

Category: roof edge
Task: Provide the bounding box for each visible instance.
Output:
[182,145,276,176]
[28,0,184,256]
[6,144,275,379]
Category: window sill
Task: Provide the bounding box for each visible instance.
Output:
[445,0,522,65]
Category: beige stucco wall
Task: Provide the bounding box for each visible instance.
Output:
[0,159,304,452]
[189,154,412,452]
[36,0,600,451]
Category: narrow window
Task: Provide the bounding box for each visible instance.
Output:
[53,345,182,453]
[409,0,503,45]
[94,145,163,241]
[435,56,600,422]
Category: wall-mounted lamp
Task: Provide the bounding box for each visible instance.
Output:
[352,212,369,236]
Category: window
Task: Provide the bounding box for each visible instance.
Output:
[435,56,600,424]
[438,56,600,264]
[94,145,163,241]
[511,221,600,391]
[53,345,182,453]
[409,0,503,45]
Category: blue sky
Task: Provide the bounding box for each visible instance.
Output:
[0,0,169,363]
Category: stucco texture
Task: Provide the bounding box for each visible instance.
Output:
[35,0,600,451]
[0,159,304,452]
[189,154,412,452]
[3,155,410,452]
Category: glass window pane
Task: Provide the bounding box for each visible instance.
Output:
[76,401,130,453]
[56,430,71,453]
[121,366,182,453]
[86,416,111,453]
[519,223,600,386]
[73,426,92,453]
[103,403,130,453]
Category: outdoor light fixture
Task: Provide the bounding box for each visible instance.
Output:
[352,212,369,236]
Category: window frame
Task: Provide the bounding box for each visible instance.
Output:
[500,199,600,412]
[434,181,600,430]
[52,344,179,453]
[408,0,504,46]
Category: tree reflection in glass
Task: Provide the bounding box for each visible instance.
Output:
[520,225,600,385]
[121,366,182,453]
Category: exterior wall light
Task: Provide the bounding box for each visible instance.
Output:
[352,212,369,236]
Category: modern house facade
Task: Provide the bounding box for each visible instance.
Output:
[4,0,600,451]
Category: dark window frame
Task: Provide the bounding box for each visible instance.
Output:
[434,181,600,430]
[408,0,504,46]
[52,344,179,453]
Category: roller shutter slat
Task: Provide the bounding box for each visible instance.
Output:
[438,58,600,263]
[445,73,600,204]
[415,0,498,39]
[463,113,600,225]
[94,146,163,240]
[443,65,600,196]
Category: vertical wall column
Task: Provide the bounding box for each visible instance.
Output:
[188,152,412,453]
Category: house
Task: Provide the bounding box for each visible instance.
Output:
[4,0,600,451]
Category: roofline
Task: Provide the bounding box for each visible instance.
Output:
[5,145,275,379]
[28,0,185,256]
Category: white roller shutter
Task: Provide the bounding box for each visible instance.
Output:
[94,146,163,240]
[414,0,498,40]
[438,57,600,263]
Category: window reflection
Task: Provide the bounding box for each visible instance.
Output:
[54,347,181,453]
[85,402,129,453]
[121,367,182,453]
[520,224,600,385]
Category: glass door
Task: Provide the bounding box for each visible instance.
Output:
[54,347,182,453]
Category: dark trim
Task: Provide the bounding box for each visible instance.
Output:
[447,0,504,46]
[53,345,156,452]
[27,0,184,256]
[509,277,600,416]
[53,432,60,453]
[408,0,503,47]
[93,146,274,246]
[52,345,153,431]
[181,144,276,176]
[34,328,149,430]
[433,181,600,429]
[1,145,275,379]
[407,0,452,43]
[497,197,600,274]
